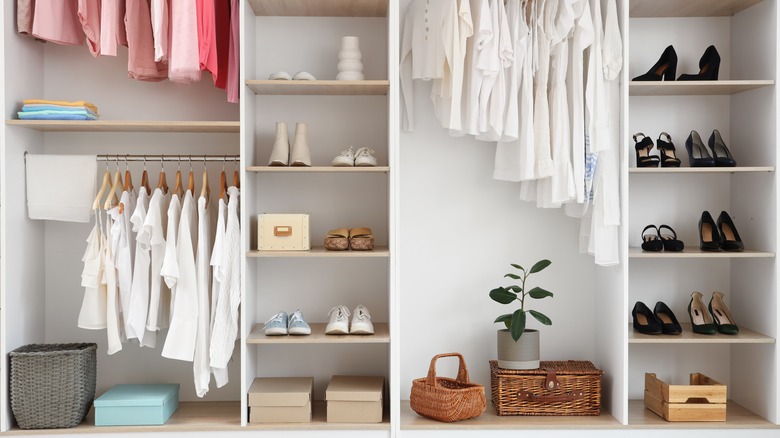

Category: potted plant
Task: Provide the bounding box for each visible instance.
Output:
[489,259,553,370]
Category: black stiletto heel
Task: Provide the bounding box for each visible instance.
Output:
[632,45,677,81]
[677,45,720,81]
[709,291,739,334]
[634,133,660,167]
[689,291,717,335]
[708,129,737,167]
[699,211,722,251]
[656,132,681,167]
[686,130,715,167]
[717,211,744,252]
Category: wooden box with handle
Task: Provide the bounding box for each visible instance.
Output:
[644,373,726,421]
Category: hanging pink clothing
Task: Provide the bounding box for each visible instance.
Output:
[226,0,239,102]
[32,0,83,45]
[197,0,218,80]
[17,0,35,36]
[169,0,201,83]
[126,0,168,81]
[100,0,128,56]
[78,0,102,56]
[151,0,170,62]
[213,0,231,89]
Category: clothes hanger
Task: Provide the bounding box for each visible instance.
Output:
[200,156,210,203]
[173,156,184,198]
[105,157,123,211]
[233,156,240,189]
[140,155,151,196]
[157,155,169,194]
[93,161,111,210]
[219,156,228,200]
[187,155,195,193]
[123,156,133,192]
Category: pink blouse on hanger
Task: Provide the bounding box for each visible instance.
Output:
[197,0,218,80]
[126,0,168,81]
[17,0,35,36]
[78,0,102,56]
[213,0,231,89]
[169,0,201,83]
[32,0,83,45]
[226,0,240,102]
[100,0,128,56]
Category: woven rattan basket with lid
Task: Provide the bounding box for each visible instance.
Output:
[490,360,603,416]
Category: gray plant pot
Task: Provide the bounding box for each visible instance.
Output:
[497,329,540,370]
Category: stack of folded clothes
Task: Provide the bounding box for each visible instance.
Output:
[17,99,99,120]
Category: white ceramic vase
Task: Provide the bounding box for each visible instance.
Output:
[497,329,540,370]
[337,36,365,80]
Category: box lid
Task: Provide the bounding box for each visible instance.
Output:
[248,377,313,407]
[326,376,384,402]
[94,384,180,407]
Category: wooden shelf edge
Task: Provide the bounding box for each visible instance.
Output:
[629,0,765,18]
[247,323,390,344]
[247,247,390,258]
[627,400,778,428]
[628,323,775,344]
[5,120,240,133]
[248,0,388,17]
[629,167,775,174]
[629,80,774,96]
[247,166,390,173]
[628,247,775,258]
[246,80,390,96]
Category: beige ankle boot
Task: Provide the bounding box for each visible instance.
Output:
[268,122,289,166]
[290,122,311,167]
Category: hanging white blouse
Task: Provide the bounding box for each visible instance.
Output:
[585,0,609,155]
[116,190,136,340]
[476,0,513,142]
[458,0,492,137]
[105,207,124,354]
[162,191,198,362]
[209,197,229,388]
[210,187,240,369]
[145,188,171,333]
[431,0,473,133]
[128,188,155,347]
[160,194,182,320]
[194,196,213,397]
[78,216,107,330]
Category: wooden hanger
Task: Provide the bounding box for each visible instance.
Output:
[93,167,112,210]
[233,157,240,189]
[104,161,123,211]
[140,156,151,196]
[123,157,134,192]
[220,170,228,200]
[187,156,195,193]
[172,156,184,197]
[157,169,168,194]
[200,157,210,203]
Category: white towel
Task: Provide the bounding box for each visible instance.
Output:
[26,154,97,223]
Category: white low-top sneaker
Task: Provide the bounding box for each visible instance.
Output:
[325,305,351,335]
[331,146,356,167]
[350,305,375,335]
[354,147,377,167]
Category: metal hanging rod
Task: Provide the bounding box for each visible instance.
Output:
[96,154,239,162]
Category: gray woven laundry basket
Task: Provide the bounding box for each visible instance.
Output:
[9,343,97,429]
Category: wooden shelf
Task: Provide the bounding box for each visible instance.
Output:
[629,323,775,344]
[247,166,390,173]
[247,323,389,344]
[248,246,389,258]
[630,0,765,17]
[249,0,388,17]
[628,400,778,428]
[630,166,775,174]
[4,402,240,435]
[629,247,775,259]
[246,401,390,430]
[629,80,774,96]
[401,401,621,430]
[5,120,240,133]
[247,80,389,95]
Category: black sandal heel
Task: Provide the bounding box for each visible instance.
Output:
[656,132,681,167]
[634,133,660,168]
[641,225,663,252]
[658,224,684,251]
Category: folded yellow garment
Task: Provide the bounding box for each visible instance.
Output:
[23,99,98,113]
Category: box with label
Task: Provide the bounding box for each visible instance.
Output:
[326,375,384,423]
[258,214,310,251]
[94,384,179,426]
[248,377,313,423]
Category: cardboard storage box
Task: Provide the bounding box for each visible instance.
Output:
[258,214,310,251]
[644,373,726,421]
[248,377,313,423]
[94,384,179,426]
[326,375,384,423]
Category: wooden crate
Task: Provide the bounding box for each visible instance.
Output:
[644,373,726,422]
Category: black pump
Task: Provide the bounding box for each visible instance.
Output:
[632,302,662,335]
[634,133,660,167]
[654,301,682,335]
[717,211,744,252]
[677,45,720,81]
[699,211,722,251]
[708,129,737,167]
[686,130,715,167]
[656,132,681,167]
[633,45,678,81]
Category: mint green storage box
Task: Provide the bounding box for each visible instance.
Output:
[94,384,179,426]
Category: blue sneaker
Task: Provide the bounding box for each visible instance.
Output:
[288,309,312,335]
[264,311,288,336]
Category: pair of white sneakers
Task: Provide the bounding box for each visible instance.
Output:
[331,146,377,167]
[325,304,375,335]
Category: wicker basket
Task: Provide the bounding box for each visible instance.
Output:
[10,343,97,429]
[490,360,603,416]
[410,353,486,422]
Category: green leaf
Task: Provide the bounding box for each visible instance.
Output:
[527,287,553,299]
[504,273,521,280]
[494,314,512,324]
[489,287,517,304]
[510,310,526,341]
[510,263,525,272]
[529,259,552,274]
[504,320,511,329]
[528,310,552,326]
[508,285,523,293]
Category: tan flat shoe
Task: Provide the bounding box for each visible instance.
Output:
[324,228,349,251]
[349,227,374,251]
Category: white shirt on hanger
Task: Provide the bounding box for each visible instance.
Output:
[209,197,229,388]
[117,190,136,340]
[105,207,124,354]
[457,0,492,137]
[145,188,171,333]
[160,193,182,320]
[79,215,107,330]
[128,188,156,347]
[210,187,240,369]
[194,195,213,397]
[476,0,513,142]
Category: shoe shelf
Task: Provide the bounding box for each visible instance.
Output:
[629,0,765,18]
[629,80,774,96]
[5,120,240,133]
[247,80,390,96]
[627,400,778,429]
[249,0,388,17]
[247,322,389,344]
[247,165,390,173]
[244,402,390,431]
[4,402,241,435]
[247,247,390,258]
[628,323,774,344]
[629,167,775,174]
[628,247,775,258]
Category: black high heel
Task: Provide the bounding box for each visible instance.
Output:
[632,301,662,335]
[677,45,720,81]
[634,133,660,167]
[632,45,677,81]
[708,129,737,167]
[641,225,663,252]
[686,130,715,167]
[656,132,681,167]
[717,211,744,252]
[688,291,717,335]
[699,211,722,251]
[654,301,682,335]
[658,224,684,252]
[709,291,739,334]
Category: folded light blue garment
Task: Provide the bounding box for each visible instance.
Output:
[18,111,98,120]
[22,104,98,114]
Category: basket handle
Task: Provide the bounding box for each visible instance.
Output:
[426,352,470,387]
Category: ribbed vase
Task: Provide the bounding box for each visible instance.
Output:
[336,36,365,80]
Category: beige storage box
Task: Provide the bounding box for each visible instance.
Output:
[248,377,313,423]
[258,214,310,251]
[326,376,384,423]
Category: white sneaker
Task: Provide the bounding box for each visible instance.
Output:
[325,305,350,335]
[350,305,375,334]
[354,147,377,167]
[263,311,288,336]
[288,309,311,335]
[331,146,356,167]
[268,71,292,80]
[292,71,316,80]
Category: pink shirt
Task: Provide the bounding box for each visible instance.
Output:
[226,0,239,102]
[32,0,84,45]
[197,0,218,79]
[100,0,128,56]
[126,0,168,81]
[169,0,201,83]
[213,0,230,89]
[78,0,101,56]
[17,0,35,35]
